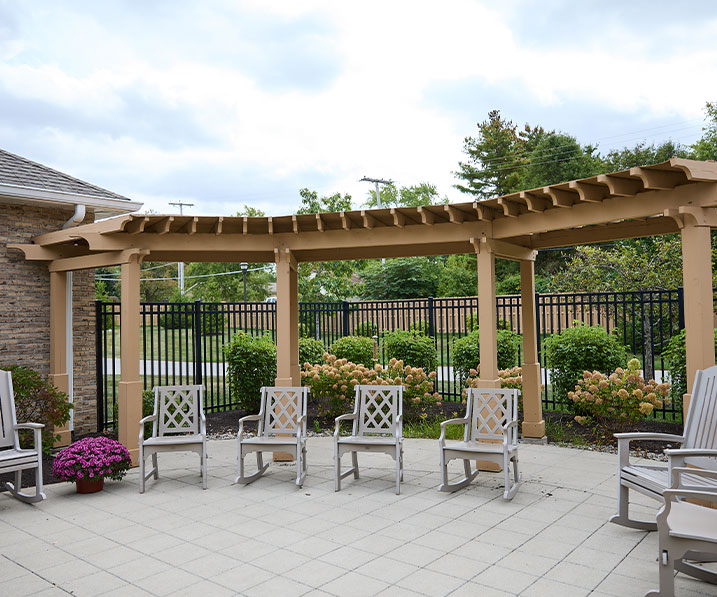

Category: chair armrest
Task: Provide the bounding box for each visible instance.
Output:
[14,422,44,430]
[671,466,717,488]
[439,417,469,445]
[502,420,520,445]
[238,413,262,437]
[615,433,684,469]
[334,413,357,437]
[138,414,157,425]
[667,449,717,474]
[663,487,717,503]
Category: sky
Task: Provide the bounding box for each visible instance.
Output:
[2,0,717,217]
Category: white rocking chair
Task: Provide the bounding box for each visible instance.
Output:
[334,384,404,494]
[646,467,717,596]
[439,387,521,500]
[0,369,45,503]
[236,386,309,488]
[611,365,717,531]
[138,385,207,493]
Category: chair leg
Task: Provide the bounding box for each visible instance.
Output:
[335,448,341,492]
[152,453,159,479]
[438,456,478,492]
[675,551,717,584]
[503,455,521,500]
[235,448,269,485]
[610,484,657,530]
[352,452,359,479]
[395,444,401,495]
[3,467,46,504]
[296,443,307,488]
[399,447,404,482]
[201,443,207,490]
[646,548,676,597]
[139,452,146,494]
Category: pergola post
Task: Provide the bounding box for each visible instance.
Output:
[520,259,545,439]
[274,248,300,386]
[274,248,299,462]
[477,239,499,387]
[49,271,71,446]
[680,219,715,417]
[118,254,143,465]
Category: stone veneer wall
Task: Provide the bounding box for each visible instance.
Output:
[0,201,97,435]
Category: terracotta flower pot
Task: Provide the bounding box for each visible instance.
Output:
[75,477,104,494]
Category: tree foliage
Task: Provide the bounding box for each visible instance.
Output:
[692,101,717,161]
[364,182,445,208]
[361,257,441,300]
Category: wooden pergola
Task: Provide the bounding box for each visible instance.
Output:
[10,158,717,462]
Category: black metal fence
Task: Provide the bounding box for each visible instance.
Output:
[96,289,686,430]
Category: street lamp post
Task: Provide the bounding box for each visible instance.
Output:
[240,262,248,302]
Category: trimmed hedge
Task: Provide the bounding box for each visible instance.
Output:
[329,335,375,366]
[381,330,437,372]
[223,332,277,412]
[663,329,717,412]
[299,337,326,366]
[452,328,521,382]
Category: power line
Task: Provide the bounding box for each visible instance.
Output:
[97,264,274,283]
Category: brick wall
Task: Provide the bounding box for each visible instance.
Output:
[0,201,97,435]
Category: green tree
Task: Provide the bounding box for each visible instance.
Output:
[295,188,363,301]
[437,254,476,297]
[360,257,440,300]
[521,133,602,189]
[364,182,446,208]
[603,140,689,171]
[454,109,548,198]
[692,101,717,161]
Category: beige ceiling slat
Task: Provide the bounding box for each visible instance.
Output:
[417,206,435,226]
[214,217,223,235]
[340,212,352,231]
[267,217,274,235]
[291,215,299,234]
[187,216,198,234]
[631,167,688,190]
[391,208,406,227]
[596,174,643,197]
[444,205,465,223]
[361,210,376,229]
[497,198,522,217]
[569,181,609,203]
[315,213,324,232]
[473,202,497,221]
[125,215,150,234]
[519,191,551,213]
[545,187,578,208]
[147,216,173,234]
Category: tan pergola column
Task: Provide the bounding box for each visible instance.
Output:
[274,248,300,386]
[477,239,499,387]
[520,259,545,439]
[680,218,715,416]
[49,271,71,446]
[118,254,143,465]
[274,248,299,462]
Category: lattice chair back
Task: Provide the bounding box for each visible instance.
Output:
[466,387,519,443]
[260,387,308,437]
[155,385,203,436]
[355,385,403,437]
[0,370,19,450]
[682,365,717,471]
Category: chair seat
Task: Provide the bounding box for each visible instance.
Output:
[667,500,717,542]
[143,434,204,446]
[242,435,301,445]
[443,440,517,454]
[622,465,716,495]
[0,449,39,472]
[337,435,401,446]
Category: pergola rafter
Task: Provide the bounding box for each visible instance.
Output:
[9,158,717,463]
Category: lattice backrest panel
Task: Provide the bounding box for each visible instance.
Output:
[357,385,402,436]
[467,388,516,442]
[0,370,18,449]
[157,385,202,436]
[263,387,307,436]
[684,365,717,471]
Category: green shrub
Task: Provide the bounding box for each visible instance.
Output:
[5,365,73,452]
[663,329,717,412]
[223,332,277,412]
[299,337,326,366]
[452,329,521,382]
[299,313,317,338]
[112,390,155,438]
[543,323,626,406]
[329,335,375,366]
[381,330,437,372]
[354,321,378,337]
[409,320,430,336]
[466,313,511,332]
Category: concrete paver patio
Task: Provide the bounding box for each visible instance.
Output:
[1,438,715,596]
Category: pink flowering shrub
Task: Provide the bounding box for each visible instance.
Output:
[301,354,440,418]
[53,437,131,482]
[568,358,670,428]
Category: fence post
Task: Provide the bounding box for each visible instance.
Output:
[342,300,350,336]
[677,286,685,330]
[193,300,203,386]
[95,300,105,432]
[427,297,435,337]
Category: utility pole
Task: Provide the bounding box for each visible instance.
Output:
[169,201,194,293]
[360,177,391,263]
[359,176,391,209]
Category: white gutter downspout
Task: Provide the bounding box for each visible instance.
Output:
[62,205,86,432]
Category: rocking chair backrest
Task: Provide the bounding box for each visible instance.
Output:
[155,385,203,436]
[0,370,19,450]
[260,387,308,437]
[682,365,717,470]
[466,387,518,443]
[355,385,403,437]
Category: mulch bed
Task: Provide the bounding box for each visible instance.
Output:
[1,401,683,492]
